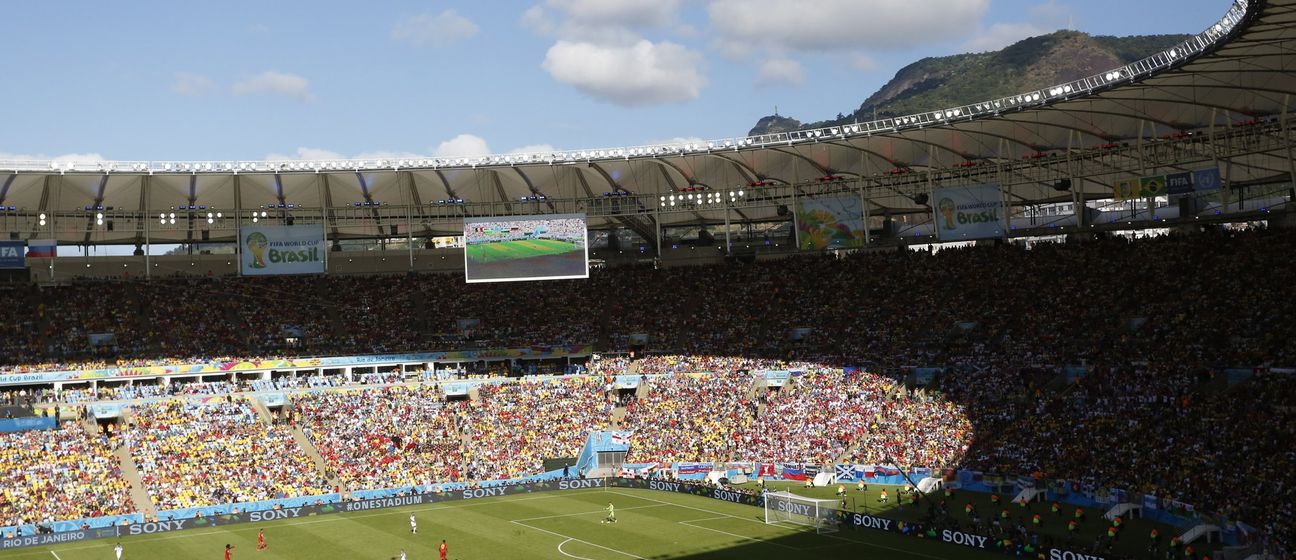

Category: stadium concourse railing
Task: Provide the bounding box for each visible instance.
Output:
[0,2,1253,176]
[0,346,595,387]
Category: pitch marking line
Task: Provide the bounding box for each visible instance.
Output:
[557,538,596,560]
[510,520,645,560]
[607,490,948,560]
[676,519,801,551]
[37,489,603,553]
[48,553,62,560]
[512,503,667,522]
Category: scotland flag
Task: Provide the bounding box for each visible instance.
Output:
[834,464,857,481]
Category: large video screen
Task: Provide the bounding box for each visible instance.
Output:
[463,214,589,283]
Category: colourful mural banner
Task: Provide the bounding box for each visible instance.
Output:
[0,346,594,385]
[795,196,865,250]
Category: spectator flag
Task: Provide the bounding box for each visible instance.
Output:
[757,463,776,478]
[610,432,630,446]
[835,464,856,481]
[676,462,710,475]
[781,463,806,481]
[26,239,56,258]
[875,466,901,477]
[617,467,635,478]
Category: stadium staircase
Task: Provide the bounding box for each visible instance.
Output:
[609,404,627,430]
[288,425,344,495]
[249,397,275,424]
[107,414,158,520]
[248,398,344,494]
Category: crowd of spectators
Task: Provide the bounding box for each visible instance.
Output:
[0,228,1291,551]
[736,369,971,468]
[295,385,467,491]
[127,399,328,510]
[0,422,133,532]
[469,377,612,479]
[2,229,1294,375]
[623,370,756,464]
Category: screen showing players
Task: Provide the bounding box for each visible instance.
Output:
[463,214,589,283]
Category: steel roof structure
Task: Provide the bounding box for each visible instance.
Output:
[0,0,1291,248]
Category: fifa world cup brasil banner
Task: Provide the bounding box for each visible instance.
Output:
[795,196,865,250]
[933,184,1006,241]
[240,224,326,276]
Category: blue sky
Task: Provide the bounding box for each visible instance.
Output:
[0,0,1231,163]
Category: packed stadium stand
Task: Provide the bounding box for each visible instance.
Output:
[1,0,1294,558]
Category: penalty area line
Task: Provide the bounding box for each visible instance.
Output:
[607,490,949,560]
[677,519,802,551]
[510,520,646,560]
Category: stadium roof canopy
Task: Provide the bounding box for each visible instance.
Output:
[0,0,1292,244]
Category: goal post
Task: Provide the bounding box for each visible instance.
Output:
[763,491,841,534]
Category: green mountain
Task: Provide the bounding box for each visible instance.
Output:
[749,31,1191,136]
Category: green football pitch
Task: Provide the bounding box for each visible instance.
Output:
[466,239,580,264]
[0,487,1022,560]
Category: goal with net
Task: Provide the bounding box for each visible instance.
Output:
[763,490,841,534]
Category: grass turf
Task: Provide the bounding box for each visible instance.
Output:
[734,481,1215,559]
[465,239,580,264]
[1,487,1023,560]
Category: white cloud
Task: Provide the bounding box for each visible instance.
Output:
[708,0,990,56]
[433,134,493,159]
[647,136,706,147]
[523,0,685,44]
[0,151,105,162]
[264,147,346,161]
[962,22,1054,52]
[263,138,557,163]
[848,53,879,72]
[265,147,433,162]
[962,1,1072,53]
[542,40,706,106]
[170,72,215,96]
[755,58,804,87]
[509,144,557,155]
[391,10,480,47]
[232,71,314,102]
[544,0,682,28]
[521,6,556,35]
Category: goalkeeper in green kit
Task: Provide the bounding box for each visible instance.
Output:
[602,502,617,524]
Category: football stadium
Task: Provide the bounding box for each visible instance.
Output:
[0,1,1293,559]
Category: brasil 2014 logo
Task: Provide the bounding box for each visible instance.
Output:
[938,198,957,230]
[245,231,269,269]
